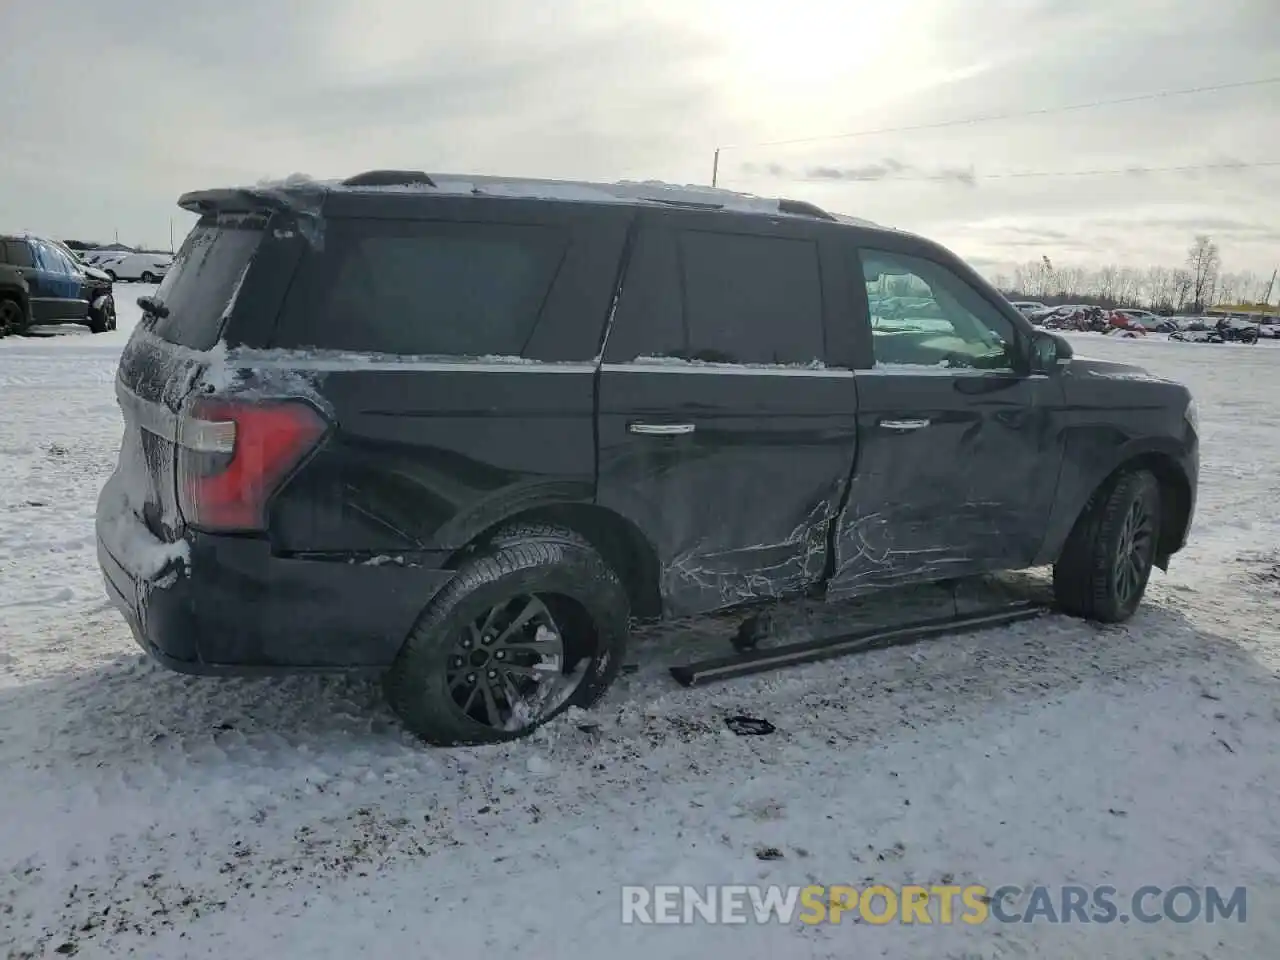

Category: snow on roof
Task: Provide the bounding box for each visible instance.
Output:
[252,171,884,226]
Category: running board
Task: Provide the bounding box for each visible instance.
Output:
[668,601,1047,687]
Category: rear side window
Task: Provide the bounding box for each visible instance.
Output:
[4,240,35,268]
[681,231,823,364]
[152,214,265,350]
[275,219,568,356]
[606,226,825,365]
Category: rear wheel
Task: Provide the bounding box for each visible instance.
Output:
[141,271,157,283]
[0,296,27,337]
[384,525,630,745]
[1053,469,1162,622]
[105,270,118,281]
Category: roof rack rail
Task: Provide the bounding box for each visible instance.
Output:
[777,198,837,222]
[641,196,726,211]
[342,170,437,188]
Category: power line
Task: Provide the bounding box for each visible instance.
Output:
[738,158,1280,185]
[720,76,1280,151]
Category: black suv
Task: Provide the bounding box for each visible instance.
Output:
[95,171,1199,745]
[0,234,116,335]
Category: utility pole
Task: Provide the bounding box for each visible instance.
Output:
[711,148,720,188]
[169,218,174,254]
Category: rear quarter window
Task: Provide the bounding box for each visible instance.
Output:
[273,219,569,357]
[151,214,265,350]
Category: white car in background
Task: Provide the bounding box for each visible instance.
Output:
[100,252,172,283]
[1009,300,1047,316]
[79,250,128,266]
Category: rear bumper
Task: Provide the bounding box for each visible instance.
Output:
[97,510,455,675]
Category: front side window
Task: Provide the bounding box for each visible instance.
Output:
[859,249,1016,370]
[33,241,74,275]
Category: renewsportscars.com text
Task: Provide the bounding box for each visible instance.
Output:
[621,884,1247,925]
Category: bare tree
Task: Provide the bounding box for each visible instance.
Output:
[1172,269,1194,312]
[1186,235,1221,312]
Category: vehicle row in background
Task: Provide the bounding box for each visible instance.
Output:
[73,249,173,281]
[0,234,116,337]
[1009,299,1278,342]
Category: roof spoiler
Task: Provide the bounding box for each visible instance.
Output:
[177,176,331,216]
[178,180,329,248]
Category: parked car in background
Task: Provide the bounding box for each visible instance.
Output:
[1171,316,1260,344]
[0,255,30,337]
[1009,300,1047,318]
[101,252,172,282]
[1175,316,1216,333]
[97,170,1199,746]
[81,249,132,266]
[1114,309,1176,333]
[50,239,116,332]
[0,234,117,333]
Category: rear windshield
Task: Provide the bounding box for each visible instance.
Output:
[273,218,568,356]
[151,213,265,350]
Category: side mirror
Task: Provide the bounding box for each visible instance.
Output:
[1030,331,1072,374]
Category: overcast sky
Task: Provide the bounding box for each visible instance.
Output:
[3,0,1278,279]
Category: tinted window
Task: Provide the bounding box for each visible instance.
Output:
[151,214,265,350]
[859,249,1016,370]
[606,226,824,365]
[276,219,568,356]
[605,227,684,362]
[0,240,31,266]
[681,231,823,364]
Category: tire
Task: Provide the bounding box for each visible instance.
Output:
[384,524,630,746]
[88,296,116,334]
[105,270,118,281]
[1053,469,1162,623]
[141,271,156,283]
[0,296,27,337]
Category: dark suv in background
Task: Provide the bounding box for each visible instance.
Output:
[0,234,115,335]
[96,171,1198,745]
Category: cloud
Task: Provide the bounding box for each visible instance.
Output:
[0,0,1276,272]
[742,159,978,186]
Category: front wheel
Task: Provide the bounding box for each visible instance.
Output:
[384,525,630,745]
[0,296,24,337]
[1053,469,1162,622]
[141,271,157,283]
[88,296,116,334]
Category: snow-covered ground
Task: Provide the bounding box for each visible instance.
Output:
[1,297,1278,958]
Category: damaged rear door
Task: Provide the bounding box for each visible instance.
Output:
[597,211,859,617]
[826,242,1064,597]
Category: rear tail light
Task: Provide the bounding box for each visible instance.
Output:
[176,397,329,532]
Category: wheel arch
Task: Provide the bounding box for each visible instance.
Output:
[1043,448,1192,571]
[0,284,29,314]
[444,501,663,620]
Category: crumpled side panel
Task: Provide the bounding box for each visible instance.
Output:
[661,497,833,612]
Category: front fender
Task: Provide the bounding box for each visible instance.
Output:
[1033,432,1196,567]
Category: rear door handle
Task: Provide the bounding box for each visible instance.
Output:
[629,422,696,436]
[879,418,930,431]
